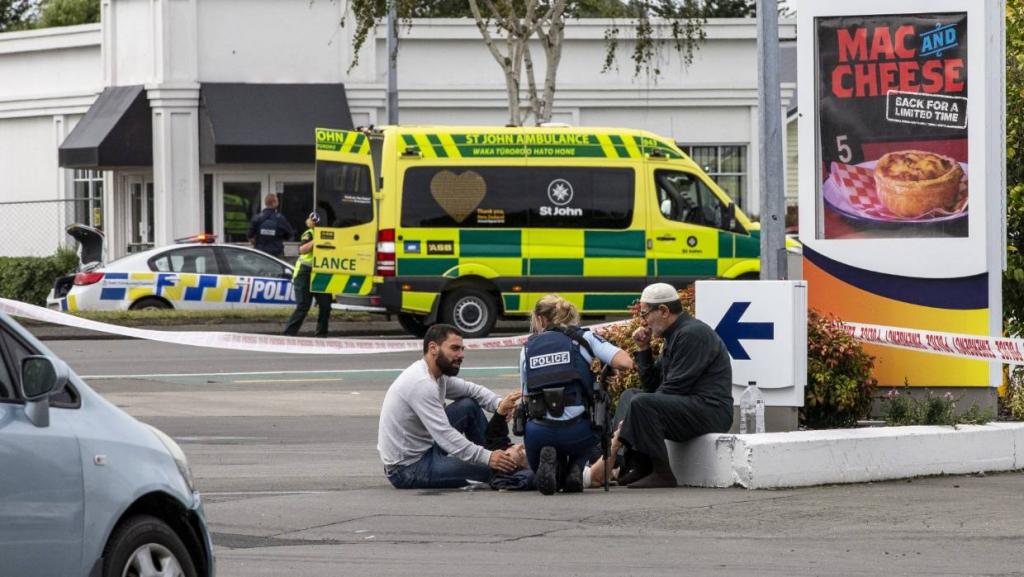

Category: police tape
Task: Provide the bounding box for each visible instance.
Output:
[0,297,620,355]
[0,297,538,354]
[844,322,1024,366]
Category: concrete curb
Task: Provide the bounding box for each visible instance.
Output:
[668,422,1024,489]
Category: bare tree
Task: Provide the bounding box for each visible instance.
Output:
[343,1,756,126]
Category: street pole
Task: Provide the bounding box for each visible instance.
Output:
[386,0,399,125]
[756,0,787,280]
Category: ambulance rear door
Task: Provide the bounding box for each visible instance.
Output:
[312,128,377,295]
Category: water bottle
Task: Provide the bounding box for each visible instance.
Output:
[739,381,765,434]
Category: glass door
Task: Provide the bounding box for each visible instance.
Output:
[126,175,154,254]
[215,174,267,245]
[270,176,315,257]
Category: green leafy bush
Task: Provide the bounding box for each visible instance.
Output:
[0,247,79,306]
[802,310,876,428]
[881,383,993,426]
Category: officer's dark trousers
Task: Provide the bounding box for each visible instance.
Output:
[617,389,732,466]
[283,266,332,337]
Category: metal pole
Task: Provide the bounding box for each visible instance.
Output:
[386,0,399,125]
[757,0,786,280]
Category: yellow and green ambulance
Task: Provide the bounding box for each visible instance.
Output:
[311,125,762,337]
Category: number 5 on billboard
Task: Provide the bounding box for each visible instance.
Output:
[836,135,852,163]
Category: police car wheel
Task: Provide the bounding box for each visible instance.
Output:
[130,297,171,311]
[442,288,497,338]
[397,313,429,338]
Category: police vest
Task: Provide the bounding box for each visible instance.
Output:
[293,228,315,279]
[523,327,596,409]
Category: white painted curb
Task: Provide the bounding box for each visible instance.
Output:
[667,422,1024,489]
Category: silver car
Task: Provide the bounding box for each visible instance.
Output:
[0,311,214,577]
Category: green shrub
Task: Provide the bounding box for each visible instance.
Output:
[881,383,993,426]
[802,310,876,428]
[1004,366,1024,420]
[0,247,79,306]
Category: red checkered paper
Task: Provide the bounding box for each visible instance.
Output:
[829,161,968,221]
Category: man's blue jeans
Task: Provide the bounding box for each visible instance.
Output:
[386,398,492,489]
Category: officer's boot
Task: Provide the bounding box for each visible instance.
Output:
[536,446,558,496]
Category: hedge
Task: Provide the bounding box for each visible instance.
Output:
[0,247,80,306]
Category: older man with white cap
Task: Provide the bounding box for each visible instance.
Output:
[616,282,734,488]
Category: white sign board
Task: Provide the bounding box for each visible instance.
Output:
[695,280,807,407]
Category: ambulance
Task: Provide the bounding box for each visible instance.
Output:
[312,125,763,337]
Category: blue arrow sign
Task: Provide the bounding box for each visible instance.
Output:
[714,302,774,360]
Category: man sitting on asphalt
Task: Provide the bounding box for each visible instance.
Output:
[378,324,521,489]
[616,283,734,489]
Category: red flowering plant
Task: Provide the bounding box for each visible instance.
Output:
[803,310,877,428]
[593,286,695,405]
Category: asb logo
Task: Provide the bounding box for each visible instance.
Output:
[547,179,574,206]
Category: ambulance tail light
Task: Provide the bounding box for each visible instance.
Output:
[376,229,396,277]
[73,271,104,286]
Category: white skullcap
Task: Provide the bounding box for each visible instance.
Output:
[640,283,679,304]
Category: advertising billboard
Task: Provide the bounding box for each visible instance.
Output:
[797,0,1004,388]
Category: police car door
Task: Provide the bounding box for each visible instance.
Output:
[311,128,377,296]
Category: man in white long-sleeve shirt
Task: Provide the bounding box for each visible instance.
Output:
[378,324,520,489]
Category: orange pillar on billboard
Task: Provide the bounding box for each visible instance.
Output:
[797,1,1005,388]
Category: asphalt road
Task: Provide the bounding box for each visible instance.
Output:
[46,337,1024,577]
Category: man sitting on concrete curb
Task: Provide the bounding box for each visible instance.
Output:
[617,283,734,489]
[378,324,520,489]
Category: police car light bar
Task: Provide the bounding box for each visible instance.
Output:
[175,233,217,244]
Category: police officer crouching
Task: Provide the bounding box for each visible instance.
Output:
[517,295,633,495]
[283,212,332,338]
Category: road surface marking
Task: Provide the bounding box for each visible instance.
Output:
[80,365,518,379]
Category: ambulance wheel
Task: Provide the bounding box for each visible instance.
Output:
[441,288,497,338]
[130,297,172,310]
[397,313,429,338]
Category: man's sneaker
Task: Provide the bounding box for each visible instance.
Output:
[563,461,584,493]
[536,446,558,495]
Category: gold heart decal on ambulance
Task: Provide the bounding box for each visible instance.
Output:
[430,170,486,223]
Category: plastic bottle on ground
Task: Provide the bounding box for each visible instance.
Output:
[739,380,765,434]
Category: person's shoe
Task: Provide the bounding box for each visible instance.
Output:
[627,470,678,489]
[616,466,647,487]
[563,461,584,493]
[536,446,558,495]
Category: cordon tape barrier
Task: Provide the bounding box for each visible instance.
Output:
[2,297,1022,364]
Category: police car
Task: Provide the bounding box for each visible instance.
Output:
[47,226,298,312]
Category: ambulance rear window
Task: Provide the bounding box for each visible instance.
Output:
[316,161,373,228]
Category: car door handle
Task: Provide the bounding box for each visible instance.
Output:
[315,244,336,250]
[656,235,677,242]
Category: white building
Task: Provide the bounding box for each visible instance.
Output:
[0,0,795,259]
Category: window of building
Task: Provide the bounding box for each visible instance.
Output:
[401,166,634,229]
[72,170,104,229]
[679,145,747,209]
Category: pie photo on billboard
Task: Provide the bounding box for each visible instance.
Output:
[872,150,965,218]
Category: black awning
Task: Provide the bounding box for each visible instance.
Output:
[59,85,152,168]
[199,83,353,164]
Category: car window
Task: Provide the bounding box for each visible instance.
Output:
[655,171,729,230]
[148,247,220,274]
[0,328,77,406]
[222,248,288,278]
[401,166,634,229]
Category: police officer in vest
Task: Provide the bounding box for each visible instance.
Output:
[283,212,332,337]
[247,193,294,259]
[519,295,633,495]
